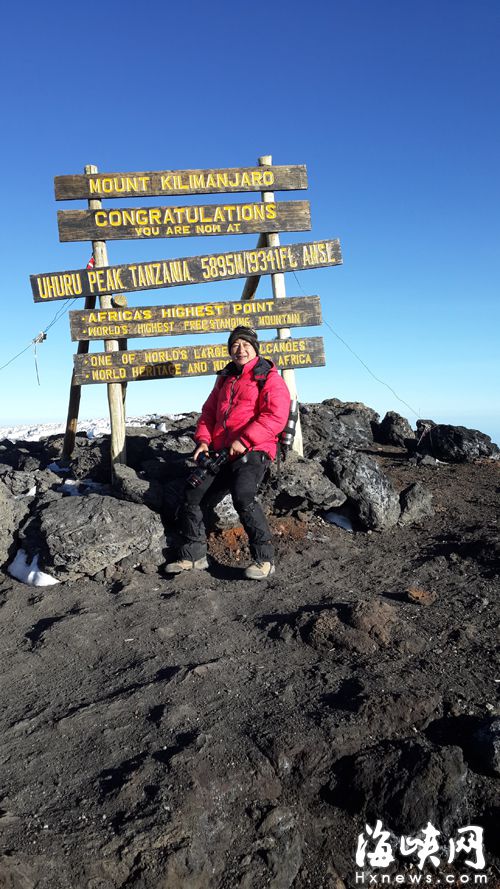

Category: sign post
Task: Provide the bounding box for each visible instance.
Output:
[83,165,126,466]
[259,155,304,456]
[33,159,342,478]
[63,164,101,458]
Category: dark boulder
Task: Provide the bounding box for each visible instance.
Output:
[375,410,416,447]
[0,481,32,567]
[113,464,164,511]
[326,449,401,530]
[417,423,499,463]
[0,467,62,498]
[471,719,500,776]
[300,399,378,458]
[325,739,467,834]
[42,433,111,483]
[268,453,346,514]
[19,493,165,581]
[0,439,43,472]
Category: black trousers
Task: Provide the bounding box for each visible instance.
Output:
[179,451,273,562]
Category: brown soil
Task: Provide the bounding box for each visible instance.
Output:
[0,447,499,888]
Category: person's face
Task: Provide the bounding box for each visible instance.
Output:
[230,338,257,367]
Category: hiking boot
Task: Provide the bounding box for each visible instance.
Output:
[244,561,275,580]
[165,557,208,574]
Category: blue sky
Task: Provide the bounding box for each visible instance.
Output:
[1,0,499,443]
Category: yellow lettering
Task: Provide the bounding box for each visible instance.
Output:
[89,354,112,367]
[302,245,318,266]
[191,173,205,189]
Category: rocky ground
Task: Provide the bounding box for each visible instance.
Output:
[0,402,499,889]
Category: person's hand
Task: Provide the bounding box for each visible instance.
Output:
[229,439,246,457]
[193,442,209,461]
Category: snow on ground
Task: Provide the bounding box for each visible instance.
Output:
[8,550,60,586]
[0,415,185,442]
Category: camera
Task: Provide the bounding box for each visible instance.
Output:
[280,399,298,451]
[187,448,230,488]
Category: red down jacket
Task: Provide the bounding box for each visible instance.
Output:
[194,356,291,460]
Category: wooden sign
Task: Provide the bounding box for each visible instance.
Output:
[73,336,325,385]
[70,295,322,341]
[32,239,342,302]
[54,165,308,201]
[57,200,311,243]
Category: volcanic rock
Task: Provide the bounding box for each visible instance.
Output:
[204,492,240,530]
[0,439,43,472]
[272,452,346,513]
[375,410,416,447]
[326,448,401,529]
[113,463,164,511]
[417,423,499,462]
[0,480,31,566]
[300,399,378,458]
[327,740,468,834]
[416,454,438,467]
[19,493,165,581]
[399,481,434,525]
[471,719,500,776]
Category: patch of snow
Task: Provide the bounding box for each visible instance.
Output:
[14,485,37,499]
[47,462,68,474]
[324,511,354,532]
[57,478,108,496]
[0,414,186,443]
[79,479,108,493]
[58,480,80,496]
[8,550,60,586]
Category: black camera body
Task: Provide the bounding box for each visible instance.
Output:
[280,398,298,452]
[187,448,230,488]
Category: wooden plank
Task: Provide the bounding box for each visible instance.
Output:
[73,336,325,386]
[54,165,308,200]
[31,239,342,302]
[58,200,311,243]
[69,295,322,341]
